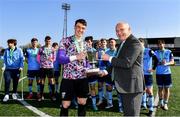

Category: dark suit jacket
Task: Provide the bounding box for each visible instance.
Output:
[111,34,144,93]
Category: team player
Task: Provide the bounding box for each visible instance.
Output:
[25,38,41,99]
[59,19,89,116]
[52,42,61,94]
[85,36,98,111]
[155,40,174,110]
[96,38,109,106]
[139,38,158,116]
[103,38,117,109]
[37,36,56,101]
[3,39,24,102]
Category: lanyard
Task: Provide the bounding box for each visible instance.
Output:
[31,48,38,57]
[160,50,165,61]
[109,49,117,56]
[10,48,14,60]
[73,36,84,53]
[44,47,51,58]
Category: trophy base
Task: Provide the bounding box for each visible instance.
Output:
[86,68,100,76]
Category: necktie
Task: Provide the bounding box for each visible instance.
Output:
[116,41,125,57]
[111,41,125,81]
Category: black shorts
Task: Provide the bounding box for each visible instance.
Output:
[98,75,113,85]
[40,68,54,78]
[88,75,98,84]
[144,75,153,88]
[27,70,40,79]
[156,74,172,88]
[54,71,60,79]
[104,74,113,85]
[60,78,89,101]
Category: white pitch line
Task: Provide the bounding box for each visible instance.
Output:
[16,76,52,117]
[152,92,159,116]
[18,76,27,82]
[17,97,52,117]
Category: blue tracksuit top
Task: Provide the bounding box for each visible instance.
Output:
[4,47,24,69]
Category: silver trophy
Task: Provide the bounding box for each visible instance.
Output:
[86,50,100,75]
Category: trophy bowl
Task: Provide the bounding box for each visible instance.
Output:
[86,51,100,76]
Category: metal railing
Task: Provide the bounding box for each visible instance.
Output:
[0,69,4,90]
[18,74,27,100]
[0,69,27,100]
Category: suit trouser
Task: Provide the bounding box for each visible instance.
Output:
[121,92,143,116]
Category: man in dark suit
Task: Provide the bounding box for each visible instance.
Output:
[102,22,144,116]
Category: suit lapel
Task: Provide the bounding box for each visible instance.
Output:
[117,34,134,57]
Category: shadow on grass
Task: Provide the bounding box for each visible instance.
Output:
[0,91,150,116]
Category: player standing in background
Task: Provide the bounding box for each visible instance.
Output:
[37,36,56,101]
[139,38,158,116]
[25,38,41,100]
[52,42,61,95]
[3,39,24,102]
[155,40,174,111]
[85,36,98,111]
[96,39,109,106]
